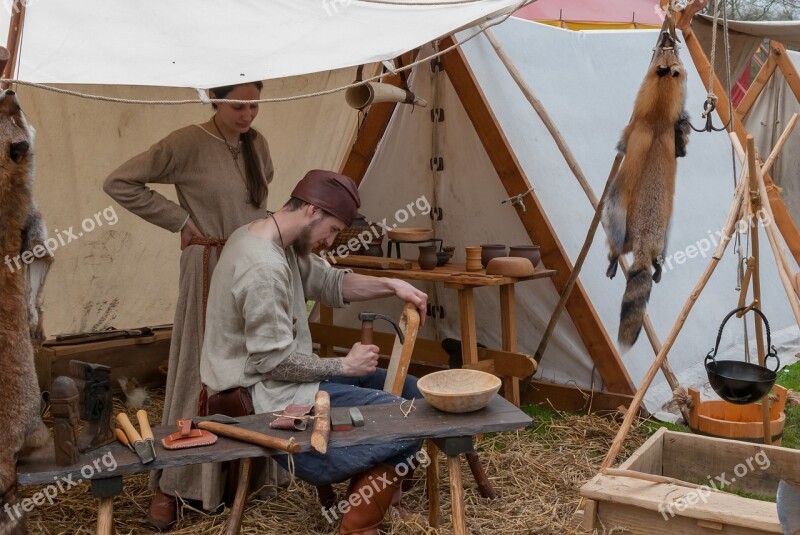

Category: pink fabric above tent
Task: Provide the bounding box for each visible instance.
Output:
[514,0,665,26]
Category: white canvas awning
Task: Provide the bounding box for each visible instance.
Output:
[4,0,523,87]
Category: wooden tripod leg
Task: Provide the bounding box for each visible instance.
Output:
[464,451,496,499]
[225,457,253,535]
[96,497,114,535]
[426,440,441,528]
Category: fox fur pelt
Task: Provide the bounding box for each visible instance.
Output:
[602,32,691,348]
[0,90,50,535]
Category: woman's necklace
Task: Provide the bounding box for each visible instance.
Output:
[213,115,242,161]
[211,116,249,202]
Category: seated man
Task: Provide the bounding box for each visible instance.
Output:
[200,169,428,534]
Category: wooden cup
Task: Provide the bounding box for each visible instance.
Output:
[465,246,482,272]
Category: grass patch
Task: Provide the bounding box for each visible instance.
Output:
[776,360,800,449]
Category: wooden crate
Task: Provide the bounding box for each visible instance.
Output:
[35,328,171,395]
[580,428,789,534]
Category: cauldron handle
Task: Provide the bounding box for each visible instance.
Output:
[709,306,778,368]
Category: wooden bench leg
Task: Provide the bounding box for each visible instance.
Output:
[92,478,121,535]
[447,455,467,535]
[96,497,114,535]
[425,440,440,528]
[465,451,496,499]
[225,457,253,535]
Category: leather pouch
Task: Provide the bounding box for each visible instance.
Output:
[269,403,313,431]
[207,387,255,418]
[162,419,218,450]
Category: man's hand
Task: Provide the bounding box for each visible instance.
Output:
[341,342,380,376]
[180,218,205,250]
[391,279,428,324]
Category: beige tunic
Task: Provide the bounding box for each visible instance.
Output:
[103,124,273,508]
[200,225,349,414]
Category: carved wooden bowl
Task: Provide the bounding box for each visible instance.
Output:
[417,369,501,413]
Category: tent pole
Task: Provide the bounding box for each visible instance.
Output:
[577,169,748,515]
[735,46,778,122]
[771,42,800,104]
[482,27,685,412]
[2,0,26,90]
[682,24,800,267]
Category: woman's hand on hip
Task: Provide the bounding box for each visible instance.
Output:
[180,218,205,250]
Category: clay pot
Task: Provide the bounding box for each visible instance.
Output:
[436,251,451,266]
[418,245,438,270]
[480,244,507,268]
[465,246,482,272]
[364,243,384,257]
[509,245,541,268]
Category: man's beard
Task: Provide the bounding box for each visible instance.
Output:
[291,223,315,256]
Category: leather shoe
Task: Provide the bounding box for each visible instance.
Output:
[340,464,402,535]
[147,489,177,531]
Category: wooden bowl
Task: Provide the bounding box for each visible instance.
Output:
[485,256,535,277]
[387,227,434,242]
[417,369,501,413]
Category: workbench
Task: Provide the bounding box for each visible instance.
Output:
[317,261,556,405]
[17,396,531,534]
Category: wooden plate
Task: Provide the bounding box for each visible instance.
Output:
[485,256,535,277]
[386,227,434,242]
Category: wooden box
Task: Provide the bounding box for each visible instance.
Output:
[35,328,171,395]
[580,428,788,534]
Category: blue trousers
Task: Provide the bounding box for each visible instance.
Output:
[273,369,422,485]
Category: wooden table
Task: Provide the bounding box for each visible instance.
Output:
[18,397,532,535]
[324,261,556,405]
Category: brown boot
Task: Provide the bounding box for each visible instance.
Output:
[147,489,177,531]
[340,464,402,535]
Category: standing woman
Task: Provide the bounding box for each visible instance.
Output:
[103,81,273,529]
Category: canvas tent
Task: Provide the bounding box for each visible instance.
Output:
[2,1,799,414]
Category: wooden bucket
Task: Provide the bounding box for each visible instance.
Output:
[688,385,788,445]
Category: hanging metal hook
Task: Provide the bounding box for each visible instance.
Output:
[689,96,731,133]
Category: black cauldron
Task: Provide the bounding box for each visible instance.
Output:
[705,306,780,405]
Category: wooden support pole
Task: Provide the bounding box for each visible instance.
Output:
[730,131,800,325]
[683,26,800,266]
[585,173,747,510]
[735,49,778,122]
[771,42,800,104]
[745,136,771,446]
[749,148,800,328]
[2,0,25,89]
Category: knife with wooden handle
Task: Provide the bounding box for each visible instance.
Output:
[136,409,157,460]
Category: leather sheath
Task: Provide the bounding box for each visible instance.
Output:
[162,419,217,450]
[269,403,313,431]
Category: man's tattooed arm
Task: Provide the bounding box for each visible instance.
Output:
[266,353,344,382]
